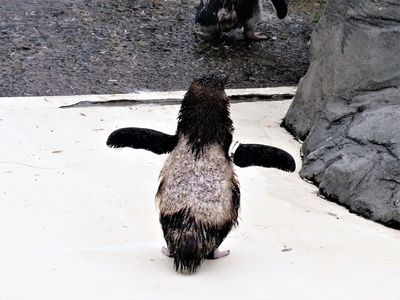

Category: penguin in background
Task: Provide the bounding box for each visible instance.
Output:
[195,0,288,40]
[107,74,295,273]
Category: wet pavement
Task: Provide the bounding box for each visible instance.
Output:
[0,0,323,96]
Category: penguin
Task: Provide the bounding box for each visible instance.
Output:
[107,74,295,273]
[195,0,288,40]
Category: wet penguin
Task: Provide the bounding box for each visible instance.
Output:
[195,0,288,40]
[107,74,295,273]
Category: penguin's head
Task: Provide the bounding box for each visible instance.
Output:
[181,73,230,111]
[177,74,233,154]
[194,73,228,90]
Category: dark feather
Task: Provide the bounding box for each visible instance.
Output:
[271,0,287,19]
[160,207,235,273]
[195,0,287,28]
[196,0,258,27]
[177,74,233,157]
[233,143,296,172]
[195,0,225,25]
[106,127,177,155]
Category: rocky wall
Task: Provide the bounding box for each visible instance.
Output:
[283,0,400,228]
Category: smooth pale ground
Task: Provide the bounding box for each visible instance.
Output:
[1,97,399,300]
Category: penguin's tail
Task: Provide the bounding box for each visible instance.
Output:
[160,208,215,274]
[173,227,207,273]
[271,0,288,19]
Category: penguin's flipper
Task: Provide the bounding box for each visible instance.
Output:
[271,0,288,19]
[233,144,295,172]
[107,127,178,155]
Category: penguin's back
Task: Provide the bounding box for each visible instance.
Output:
[157,136,238,225]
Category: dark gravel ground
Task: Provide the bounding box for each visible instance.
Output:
[0,0,323,97]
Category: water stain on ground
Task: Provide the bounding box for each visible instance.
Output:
[0,0,324,96]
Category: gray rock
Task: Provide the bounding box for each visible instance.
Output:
[283,0,400,228]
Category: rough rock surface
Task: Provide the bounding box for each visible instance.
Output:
[283,0,400,228]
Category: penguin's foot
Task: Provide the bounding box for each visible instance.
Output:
[161,246,172,257]
[206,248,230,259]
[244,31,268,41]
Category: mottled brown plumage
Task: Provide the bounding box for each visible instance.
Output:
[106,74,296,274]
[157,74,239,273]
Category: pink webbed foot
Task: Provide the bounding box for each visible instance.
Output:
[207,248,230,259]
[161,246,172,257]
[244,31,268,41]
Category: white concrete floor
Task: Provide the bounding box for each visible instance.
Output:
[1,94,399,300]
